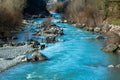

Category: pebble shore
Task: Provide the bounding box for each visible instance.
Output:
[0,45,33,72]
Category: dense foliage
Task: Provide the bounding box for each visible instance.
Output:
[23,0,50,16]
[0,0,26,38]
[0,0,49,38]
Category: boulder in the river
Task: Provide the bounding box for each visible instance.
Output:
[30,51,48,62]
[108,65,114,68]
[115,64,120,68]
[27,39,44,49]
[42,36,57,43]
[43,25,64,36]
[96,36,104,40]
[102,44,118,53]
[40,44,46,50]
[11,36,18,40]
[58,28,64,35]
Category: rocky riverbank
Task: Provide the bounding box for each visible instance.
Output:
[0,43,48,72]
[0,16,64,72]
[70,21,120,54]
[0,45,33,72]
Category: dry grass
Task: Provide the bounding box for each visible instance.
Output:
[0,0,26,37]
[62,0,104,27]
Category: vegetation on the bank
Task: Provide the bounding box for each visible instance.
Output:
[55,1,69,13]
[0,0,50,38]
[23,0,50,16]
[55,0,104,27]
[55,0,120,26]
[54,0,120,53]
[0,0,26,38]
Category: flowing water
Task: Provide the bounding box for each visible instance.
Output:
[0,13,120,80]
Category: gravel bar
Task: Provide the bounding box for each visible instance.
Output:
[0,45,33,72]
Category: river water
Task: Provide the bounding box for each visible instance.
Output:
[0,13,120,80]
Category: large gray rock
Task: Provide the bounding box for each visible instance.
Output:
[42,36,57,43]
[108,65,114,68]
[96,36,104,40]
[29,51,48,62]
[43,26,64,36]
[102,44,118,53]
[27,39,45,49]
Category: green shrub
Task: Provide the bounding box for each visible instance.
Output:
[111,20,120,25]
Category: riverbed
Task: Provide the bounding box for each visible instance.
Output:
[0,12,120,80]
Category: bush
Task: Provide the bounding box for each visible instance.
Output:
[0,0,26,38]
[62,0,104,27]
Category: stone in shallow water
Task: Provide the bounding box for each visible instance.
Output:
[96,36,104,40]
[102,44,118,53]
[27,39,45,49]
[12,36,18,40]
[27,51,48,62]
[42,36,57,43]
[115,64,120,68]
[108,65,114,68]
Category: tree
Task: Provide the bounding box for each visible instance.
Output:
[23,0,50,16]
